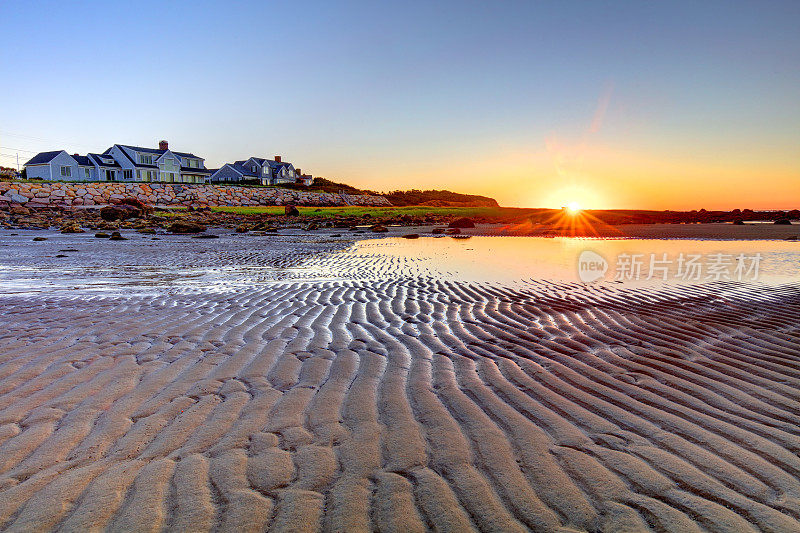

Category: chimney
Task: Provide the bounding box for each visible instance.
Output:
[73,154,80,157]
[295,168,301,175]
[274,155,281,163]
[159,140,169,151]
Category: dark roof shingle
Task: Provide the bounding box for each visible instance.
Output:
[24,150,65,165]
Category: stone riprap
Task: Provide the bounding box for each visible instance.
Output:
[0,182,391,208]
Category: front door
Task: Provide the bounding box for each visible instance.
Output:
[105,170,115,181]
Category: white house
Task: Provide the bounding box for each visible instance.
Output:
[208,155,312,186]
[23,141,212,184]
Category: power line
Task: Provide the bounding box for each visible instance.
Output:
[0,130,99,150]
[0,146,38,153]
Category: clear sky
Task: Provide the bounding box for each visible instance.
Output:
[2,1,798,209]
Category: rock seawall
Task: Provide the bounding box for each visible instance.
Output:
[0,182,391,208]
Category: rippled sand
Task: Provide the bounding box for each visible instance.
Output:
[1,230,799,532]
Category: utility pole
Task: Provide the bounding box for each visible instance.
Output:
[16,152,19,172]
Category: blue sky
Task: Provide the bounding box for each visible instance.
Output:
[2,1,798,208]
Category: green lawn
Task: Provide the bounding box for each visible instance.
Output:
[209,205,517,218]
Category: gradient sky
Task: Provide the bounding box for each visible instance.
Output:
[2,1,798,209]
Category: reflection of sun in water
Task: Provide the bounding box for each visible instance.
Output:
[565,201,582,214]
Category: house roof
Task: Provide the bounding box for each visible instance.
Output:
[117,144,201,159]
[24,150,65,166]
[265,160,293,171]
[231,162,259,177]
[181,167,212,174]
[73,155,92,166]
[88,153,121,168]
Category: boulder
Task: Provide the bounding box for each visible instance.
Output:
[60,223,85,234]
[774,218,792,225]
[100,204,141,221]
[371,224,389,233]
[445,227,461,235]
[285,205,300,216]
[168,221,206,234]
[9,206,30,216]
[33,236,47,241]
[109,231,127,241]
[117,197,152,215]
[448,217,475,229]
[95,232,110,238]
[402,233,420,239]
[236,224,249,233]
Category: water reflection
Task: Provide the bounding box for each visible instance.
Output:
[342,236,800,284]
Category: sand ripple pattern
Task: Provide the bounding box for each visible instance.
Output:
[1,279,799,532]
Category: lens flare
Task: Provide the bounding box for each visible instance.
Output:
[565,201,582,214]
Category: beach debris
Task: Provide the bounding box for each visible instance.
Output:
[449,217,476,228]
[32,236,47,241]
[60,222,85,234]
[136,228,156,234]
[285,205,300,216]
[168,221,206,234]
[431,227,447,234]
[109,231,127,241]
[445,227,461,235]
[402,233,420,239]
[95,232,110,238]
[371,224,389,233]
[304,222,319,231]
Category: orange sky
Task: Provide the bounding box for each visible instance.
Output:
[322,138,800,210]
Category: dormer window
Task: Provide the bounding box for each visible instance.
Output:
[139,154,153,165]
[262,166,268,175]
[252,165,257,172]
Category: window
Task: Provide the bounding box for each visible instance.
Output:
[60,166,71,177]
[84,168,91,179]
[123,170,133,180]
[252,165,257,172]
[139,154,153,165]
[262,166,268,175]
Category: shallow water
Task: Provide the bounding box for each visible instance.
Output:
[0,230,798,294]
[331,236,800,285]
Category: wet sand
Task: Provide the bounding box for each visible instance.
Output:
[1,230,799,532]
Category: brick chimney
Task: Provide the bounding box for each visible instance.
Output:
[274,155,281,163]
[295,168,301,175]
[159,140,169,151]
[73,154,80,157]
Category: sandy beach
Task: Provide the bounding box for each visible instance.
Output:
[1,229,799,532]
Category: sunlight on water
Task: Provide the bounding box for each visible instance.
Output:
[343,236,800,284]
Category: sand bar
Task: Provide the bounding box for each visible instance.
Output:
[0,230,799,532]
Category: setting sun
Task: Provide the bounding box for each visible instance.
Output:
[565,201,582,214]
